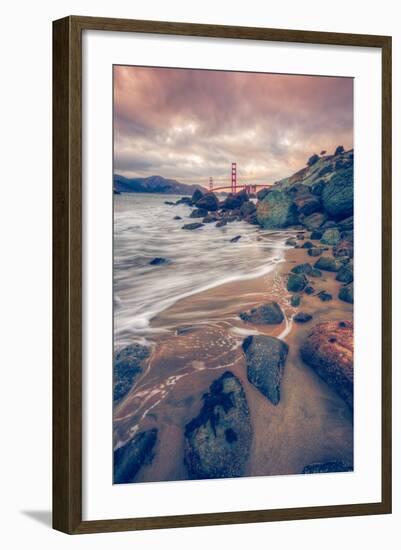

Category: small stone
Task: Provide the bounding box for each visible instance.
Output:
[291,263,313,275]
[320,228,341,246]
[339,283,353,304]
[182,222,204,230]
[285,237,297,246]
[310,229,323,240]
[240,302,284,325]
[308,247,322,257]
[304,286,315,295]
[149,257,168,265]
[294,312,313,323]
[287,273,308,292]
[314,256,343,272]
[230,235,242,243]
[291,294,301,307]
[317,290,332,301]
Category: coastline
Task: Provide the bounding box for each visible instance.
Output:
[113,231,353,483]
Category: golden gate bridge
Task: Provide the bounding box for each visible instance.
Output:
[208,162,273,194]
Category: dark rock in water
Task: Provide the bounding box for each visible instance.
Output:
[149,257,169,265]
[336,263,353,284]
[304,285,315,295]
[176,196,192,205]
[287,273,308,292]
[114,429,158,483]
[291,263,313,275]
[164,200,175,205]
[240,301,284,325]
[285,237,297,247]
[191,188,204,204]
[293,193,321,216]
[334,145,345,156]
[202,213,218,223]
[182,222,204,230]
[314,256,342,272]
[244,213,259,225]
[240,201,256,217]
[221,193,241,210]
[320,228,341,245]
[215,219,227,228]
[230,235,242,243]
[308,247,322,257]
[236,189,249,204]
[190,207,208,218]
[291,294,301,307]
[195,192,219,212]
[310,229,323,240]
[173,215,182,220]
[296,233,305,240]
[301,241,313,249]
[184,371,252,479]
[333,239,354,259]
[322,166,353,220]
[307,153,320,166]
[294,312,313,323]
[339,283,354,304]
[114,344,150,402]
[317,290,332,301]
[300,320,353,408]
[256,187,271,201]
[303,460,352,474]
[302,212,327,230]
[242,335,289,405]
[257,189,298,229]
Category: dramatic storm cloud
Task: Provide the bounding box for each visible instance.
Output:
[114,65,353,187]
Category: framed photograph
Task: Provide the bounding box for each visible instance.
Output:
[53,16,392,534]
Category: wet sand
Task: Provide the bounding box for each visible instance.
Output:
[113,236,353,482]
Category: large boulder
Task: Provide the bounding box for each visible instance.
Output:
[240,201,256,217]
[242,335,289,405]
[239,301,284,325]
[191,188,204,204]
[257,189,298,229]
[114,429,158,483]
[190,207,208,218]
[320,228,341,245]
[114,344,150,402]
[184,371,252,479]
[221,193,241,210]
[321,166,353,220]
[300,320,353,408]
[302,212,327,230]
[195,192,219,211]
[339,283,354,304]
[293,193,321,216]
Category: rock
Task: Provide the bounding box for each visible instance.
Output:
[310,179,326,196]
[182,222,204,230]
[184,371,252,479]
[294,312,313,323]
[114,429,158,483]
[176,196,192,205]
[308,247,322,257]
[244,213,259,225]
[257,189,298,229]
[173,215,182,220]
[149,257,168,265]
[321,220,337,230]
[291,294,301,307]
[256,188,271,200]
[215,219,227,228]
[302,212,327,230]
[240,301,284,325]
[304,286,315,295]
[314,256,343,272]
[321,166,353,220]
[164,200,175,205]
[230,235,242,243]
[114,344,150,402]
[300,320,353,408]
[296,233,305,240]
[316,290,332,301]
[310,229,323,240]
[303,460,352,474]
[307,153,320,166]
[240,201,256,217]
[195,192,219,211]
[334,145,345,156]
[287,273,308,292]
[236,189,249,204]
[285,238,297,247]
[336,264,353,284]
[242,335,289,405]
[191,189,204,204]
[301,241,314,249]
[291,263,313,275]
[190,207,208,218]
[203,213,218,223]
[338,216,354,231]
[310,268,322,277]
[221,193,241,210]
[293,193,321,216]
[320,228,341,245]
[333,239,354,258]
[339,283,354,304]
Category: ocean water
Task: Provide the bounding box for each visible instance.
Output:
[113,193,288,348]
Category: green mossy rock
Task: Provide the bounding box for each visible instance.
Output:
[321,166,353,220]
[257,190,298,229]
[287,273,308,292]
[314,256,343,272]
[320,228,341,245]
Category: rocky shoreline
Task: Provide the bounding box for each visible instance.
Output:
[113,146,354,483]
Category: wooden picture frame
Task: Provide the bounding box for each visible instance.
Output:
[53,15,392,534]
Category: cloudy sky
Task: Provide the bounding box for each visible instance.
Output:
[114,65,353,187]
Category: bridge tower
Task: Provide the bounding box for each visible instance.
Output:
[231,162,237,194]
[209,177,213,192]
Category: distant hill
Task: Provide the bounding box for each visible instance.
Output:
[113,174,207,195]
